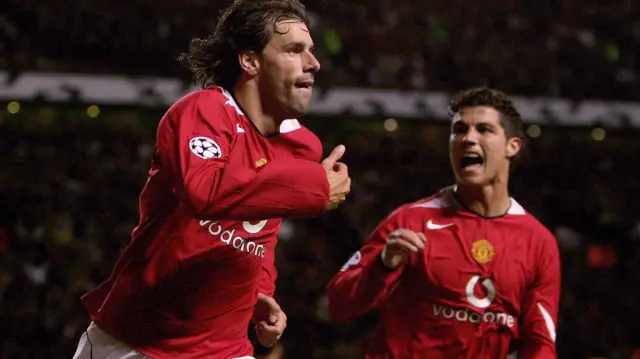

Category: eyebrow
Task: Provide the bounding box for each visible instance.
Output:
[281,41,313,49]
[451,121,496,130]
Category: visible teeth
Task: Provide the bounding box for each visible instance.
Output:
[461,154,484,167]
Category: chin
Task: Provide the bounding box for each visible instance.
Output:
[286,103,309,118]
[454,172,487,186]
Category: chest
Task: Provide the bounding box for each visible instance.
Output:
[407,219,536,307]
[226,126,319,176]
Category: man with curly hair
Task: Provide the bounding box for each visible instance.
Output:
[73,1,351,358]
[327,87,560,359]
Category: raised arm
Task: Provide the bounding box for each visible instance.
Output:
[157,91,331,221]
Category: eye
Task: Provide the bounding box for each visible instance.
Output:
[452,123,467,134]
[477,124,493,133]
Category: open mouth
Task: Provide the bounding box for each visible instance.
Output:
[294,80,314,90]
[460,152,484,169]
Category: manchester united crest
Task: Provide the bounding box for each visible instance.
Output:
[471,239,495,264]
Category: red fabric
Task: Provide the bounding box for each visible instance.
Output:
[82,87,328,359]
[327,187,560,359]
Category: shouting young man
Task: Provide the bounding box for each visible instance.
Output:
[326,87,560,359]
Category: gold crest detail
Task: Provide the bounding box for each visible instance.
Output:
[471,239,495,264]
[255,158,268,168]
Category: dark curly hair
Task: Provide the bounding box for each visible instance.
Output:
[178,0,309,89]
[448,87,524,140]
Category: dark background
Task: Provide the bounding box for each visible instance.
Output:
[1,1,639,358]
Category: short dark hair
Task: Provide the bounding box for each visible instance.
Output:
[178,0,309,89]
[448,87,524,140]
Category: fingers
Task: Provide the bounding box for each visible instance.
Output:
[332,163,350,188]
[396,229,426,248]
[321,145,346,170]
[257,311,287,347]
[257,322,278,347]
[326,161,351,211]
[260,314,287,332]
[332,161,348,174]
[255,293,283,327]
[388,229,426,253]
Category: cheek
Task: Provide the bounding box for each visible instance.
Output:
[265,59,289,82]
[285,58,304,76]
[485,143,507,162]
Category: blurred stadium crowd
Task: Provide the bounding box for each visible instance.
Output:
[1,0,638,100]
[1,111,639,358]
[1,0,640,358]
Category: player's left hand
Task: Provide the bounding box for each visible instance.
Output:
[253,293,287,347]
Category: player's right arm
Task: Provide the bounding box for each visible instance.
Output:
[158,91,347,220]
[325,206,424,322]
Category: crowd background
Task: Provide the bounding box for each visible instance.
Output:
[1,1,639,358]
[2,0,638,100]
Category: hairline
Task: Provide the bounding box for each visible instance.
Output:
[449,105,520,139]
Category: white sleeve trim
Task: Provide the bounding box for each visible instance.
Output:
[537,302,556,342]
[279,119,301,133]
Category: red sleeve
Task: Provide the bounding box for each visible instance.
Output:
[325,206,409,322]
[258,238,277,297]
[158,90,330,221]
[517,231,561,359]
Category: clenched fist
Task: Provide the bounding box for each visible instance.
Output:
[381,229,426,269]
[253,293,287,348]
[321,145,351,210]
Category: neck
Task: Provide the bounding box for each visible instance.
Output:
[455,178,511,218]
[232,82,280,135]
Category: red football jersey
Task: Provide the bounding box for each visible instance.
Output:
[82,87,329,359]
[326,186,560,359]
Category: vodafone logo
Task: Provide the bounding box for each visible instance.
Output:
[199,220,268,258]
[242,220,268,234]
[432,304,515,328]
[432,275,515,328]
[465,275,496,309]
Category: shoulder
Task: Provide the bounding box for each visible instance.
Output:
[163,87,239,129]
[525,215,557,253]
[398,186,457,216]
[381,187,456,226]
[171,86,229,111]
[508,200,558,252]
[277,120,323,162]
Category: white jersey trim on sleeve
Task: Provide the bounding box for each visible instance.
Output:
[507,198,526,215]
[279,119,301,133]
[411,196,447,209]
[537,302,557,342]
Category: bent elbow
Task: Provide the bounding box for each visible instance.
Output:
[178,189,226,219]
